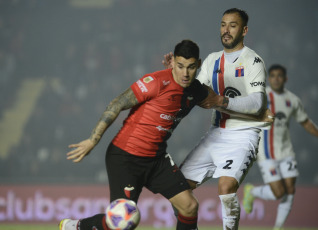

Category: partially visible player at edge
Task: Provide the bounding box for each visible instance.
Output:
[243,64,318,230]
[163,8,273,230]
[59,39,264,230]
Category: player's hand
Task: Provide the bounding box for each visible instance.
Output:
[66,139,95,163]
[198,85,224,109]
[258,108,275,123]
[161,52,174,69]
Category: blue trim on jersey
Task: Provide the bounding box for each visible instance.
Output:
[212,58,220,95]
[264,93,271,159]
[212,58,221,127]
[214,111,221,127]
[264,130,270,159]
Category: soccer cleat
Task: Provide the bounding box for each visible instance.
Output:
[59,219,69,230]
[59,219,79,230]
[243,183,255,214]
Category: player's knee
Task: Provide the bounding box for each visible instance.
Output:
[286,186,296,195]
[218,178,238,195]
[177,198,199,216]
[272,187,286,199]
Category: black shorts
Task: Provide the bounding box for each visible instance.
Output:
[105,143,190,203]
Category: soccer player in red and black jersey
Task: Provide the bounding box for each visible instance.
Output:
[59,40,220,230]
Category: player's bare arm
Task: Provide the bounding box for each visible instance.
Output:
[66,88,139,163]
[90,88,138,145]
[198,85,229,109]
[301,119,318,137]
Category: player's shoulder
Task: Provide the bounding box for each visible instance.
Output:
[242,46,265,65]
[143,68,178,92]
[141,69,171,82]
[283,88,302,103]
[265,86,272,94]
[205,50,224,61]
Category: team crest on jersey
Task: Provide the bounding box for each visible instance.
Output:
[124,186,135,199]
[285,100,291,107]
[235,66,244,77]
[270,168,277,176]
[143,76,154,83]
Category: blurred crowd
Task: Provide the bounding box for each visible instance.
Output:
[0,0,317,185]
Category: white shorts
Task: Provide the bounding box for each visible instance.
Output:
[180,127,260,185]
[257,156,299,184]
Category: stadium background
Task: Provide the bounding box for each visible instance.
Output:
[0,0,317,228]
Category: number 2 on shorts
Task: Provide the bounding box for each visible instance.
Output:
[223,160,233,169]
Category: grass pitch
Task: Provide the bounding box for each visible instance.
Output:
[0,225,317,230]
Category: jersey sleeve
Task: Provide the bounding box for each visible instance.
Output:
[196,55,211,86]
[246,56,266,94]
[191,79,209,102]
[130,74,158,103]
[293,96,308,123]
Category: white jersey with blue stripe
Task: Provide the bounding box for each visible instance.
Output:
[197,46,269,129]
[258,87,308,161]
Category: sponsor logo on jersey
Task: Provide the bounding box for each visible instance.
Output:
[163,80,170,86]
[143,76,154,83]
[156,126,173,133]
[124,186,135,199]
[275,112,286,120]
[160,113,175,121]
[235,66,244,77]
[286,100,291,107]
[223,87,241,98]
[250,81,265,87]
[253,57,262,65]
[136,80,148,92]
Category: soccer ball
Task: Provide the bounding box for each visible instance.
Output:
[105,198,140,230]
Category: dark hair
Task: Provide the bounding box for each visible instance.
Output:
[174,39,200,60]
[223,8,249,26]
[268,64,287,77]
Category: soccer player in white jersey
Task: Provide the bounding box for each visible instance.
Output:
[163,8,272,230]
[243,64,318,230]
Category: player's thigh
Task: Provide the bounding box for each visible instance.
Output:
[212,131,259,184]
[268,179,286,198]
[283,177,297,194]
[180,131,217,185]
[146,153,190,200]
[257,159,282,184]
[105,144,144,202]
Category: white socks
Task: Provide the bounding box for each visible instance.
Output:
[251,184,276,200]
[219,193,240,230]
[275,194,294,228]
[251,185,294,228]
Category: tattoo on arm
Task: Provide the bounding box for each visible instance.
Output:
[89,88,139,145]
[221,96,229,109]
